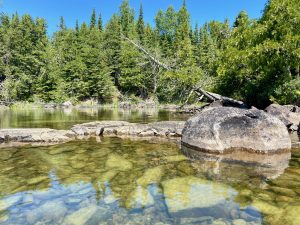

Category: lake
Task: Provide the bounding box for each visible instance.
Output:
[0,107,299,225]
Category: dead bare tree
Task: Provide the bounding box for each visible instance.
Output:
[121,34,250,110]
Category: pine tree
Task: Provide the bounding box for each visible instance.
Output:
[75,20,79,33]
[59,16,66,30]
[175,0,194,67]
[98,13,103,31]
[155,6,177,58]
[119,0,134,36]
[137,3,145,43]
[104,14,122,87]
[90,9,96,30]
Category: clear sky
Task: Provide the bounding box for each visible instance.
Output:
[0,0,267,35]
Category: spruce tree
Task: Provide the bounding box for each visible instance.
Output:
[119,0,134,36]
[137,3,145,43]
[90,9,96,30]
[59,16,66,30]
[98,13,103,31]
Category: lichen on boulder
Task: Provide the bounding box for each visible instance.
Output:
[182,107,291,153]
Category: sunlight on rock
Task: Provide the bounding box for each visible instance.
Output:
[136,166,164,187]
[162,176,237,213]
[163,155,187,162]
[62,205,98,225]
[125,186,154,209]
[105,154,133,171]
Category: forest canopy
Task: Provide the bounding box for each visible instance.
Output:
[0,0,299,108]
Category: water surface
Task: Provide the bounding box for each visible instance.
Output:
[0,137,299,225]
[0,107,189,130]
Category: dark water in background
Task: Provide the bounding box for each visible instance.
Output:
[0,108,299,225]
[0,107,189,130]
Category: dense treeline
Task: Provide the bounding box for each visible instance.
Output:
[0,0,299,108]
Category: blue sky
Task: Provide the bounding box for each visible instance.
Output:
[0,0,267,35]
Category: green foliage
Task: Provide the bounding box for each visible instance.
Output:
[90,9,96,30]
[216,0,300,108]
[272,78,300,105]
[136,3,145,43]
[0,0,299,107]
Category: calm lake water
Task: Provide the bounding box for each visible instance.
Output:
[0,107,189,130]
[0,108,299,225]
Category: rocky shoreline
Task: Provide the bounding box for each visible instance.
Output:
[1,104,299,152]
[0,121,185,148]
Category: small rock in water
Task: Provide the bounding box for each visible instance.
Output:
[105,154,133,171]
[232,219,248,225]
[0,214,8,223]
[27,176,49,185]
[26,200,67,224]
[22,193,34,205]
[66,197,82,205]
[136,166,164,187]
[98,170,118,183]
[251,200,282,216]
[62,205,98,225]
[179,216,214,225]
[0,195,22,211]
[126,186,154,209]
[211,218,231,225]
[164,155,187,162]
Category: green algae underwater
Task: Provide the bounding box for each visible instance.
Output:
[0,136,299,225]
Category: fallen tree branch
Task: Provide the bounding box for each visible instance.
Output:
[121,35,250,110]
[121,34,172,71]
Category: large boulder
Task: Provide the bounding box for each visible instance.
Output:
[265,104,300,131]
[182,107,291,153]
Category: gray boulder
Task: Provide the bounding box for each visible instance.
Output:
[265,104,300,131]
[71,121,185,138]
[62,101,73,108]
[0,128,75,144]
[182,107,291,153]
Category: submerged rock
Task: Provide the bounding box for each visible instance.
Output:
[164,155,187,162]
[27,176,49,186]
[25,200,67,224]
[265,104,300,131]
[99,170,119,183]
[182,107,291,153]
[62,205,98,225]
[0,195,22,211]
[136,166,164,187]
[105,154,133,171]
[161,176,237,213]
[125,186,154,209]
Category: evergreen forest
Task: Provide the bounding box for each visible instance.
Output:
[0,0,299,109]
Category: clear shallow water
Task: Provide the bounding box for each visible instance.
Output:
[0,137,299,225]
[0,107,189,130]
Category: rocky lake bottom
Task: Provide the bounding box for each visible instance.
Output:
[0,137,299,225]
[0,107,299,225]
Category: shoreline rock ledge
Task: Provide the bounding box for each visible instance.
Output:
[182,107,291,154]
